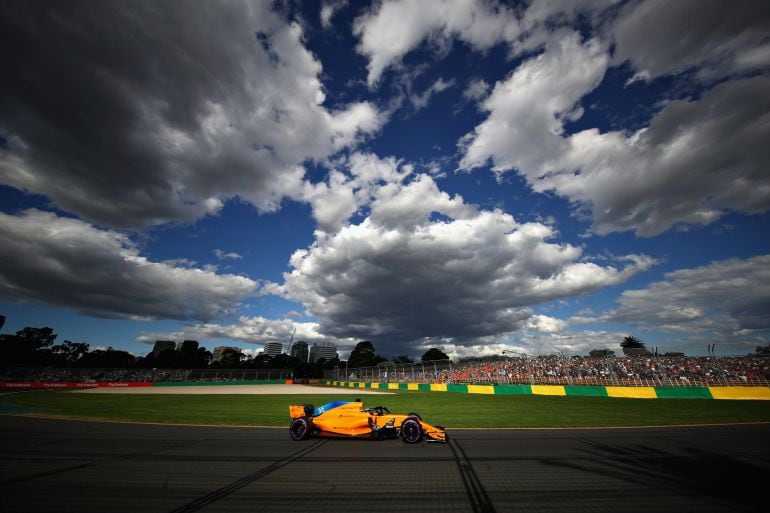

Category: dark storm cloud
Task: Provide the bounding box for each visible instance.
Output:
[0,210,257,320]
[580,255,770,337]
[613,0,770,80]
[0,0,379,228]
[275,174,655,355]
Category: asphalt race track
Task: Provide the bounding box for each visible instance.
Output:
[1,415,767,513]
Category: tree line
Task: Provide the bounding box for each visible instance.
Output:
[346,340,448,367]
[6,322,762,377]
[0,327,449,376]
[0,326,340,378]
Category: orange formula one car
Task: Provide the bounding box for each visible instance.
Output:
[289,400,447,443]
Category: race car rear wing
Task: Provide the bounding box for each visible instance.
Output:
[289,405,307,419]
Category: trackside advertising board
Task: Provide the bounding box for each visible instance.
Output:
[0,382,153,389]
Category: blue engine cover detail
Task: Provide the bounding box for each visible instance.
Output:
[312,401,350,416]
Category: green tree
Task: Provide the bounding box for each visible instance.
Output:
[421,347,449,361]
[51,340,90,366]
[78,347,135,368]
[348,340,378,368]
[589,349,615,358]
[393,355,413,364]
[217,348,245,369]
[0,326,58,366]
[18,326,57,348]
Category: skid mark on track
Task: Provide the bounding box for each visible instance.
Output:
[168,439,328,513]
[449,438,497,513]
[0,438,207,486]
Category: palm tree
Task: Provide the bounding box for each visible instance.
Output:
[621,335,644,348]
[621,335,651,356]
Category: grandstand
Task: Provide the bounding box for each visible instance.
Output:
[3,355,768,388]
[327,355,770,387]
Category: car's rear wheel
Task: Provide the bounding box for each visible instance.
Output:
[289,417,312,441]
[400,417,423,444]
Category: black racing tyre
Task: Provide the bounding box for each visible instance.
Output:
[407,412,422,420]
[400,417,423,444]
[289,417,312,441]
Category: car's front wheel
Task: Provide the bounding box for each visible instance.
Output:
[400,417,423,444]
[289,417,312,441]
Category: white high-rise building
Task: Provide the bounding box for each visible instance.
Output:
[263,342,283,358]
[309,342,337,363]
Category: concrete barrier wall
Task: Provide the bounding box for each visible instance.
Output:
[324,380,770,400]
[0,380,291,389]
[153,380,290,386]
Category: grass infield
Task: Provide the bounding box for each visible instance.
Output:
[8,390,770,428]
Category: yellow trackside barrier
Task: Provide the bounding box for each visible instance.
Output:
[430,383,447,392]
[532,385,566,396]
[407,383,419,390]
[387,383,400,390]
[606,386,657,399]
[358,382,366,388]
[467,385,495,394]
[708,387,770,400]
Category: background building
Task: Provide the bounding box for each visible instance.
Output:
[309,341,337,363]
[290,340,309,363]
[178,340,198,352]
[152,340,175,357]
[212,346,241,362]
[263,342,283,358]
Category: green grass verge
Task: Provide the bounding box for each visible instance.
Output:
[8,390,770,428]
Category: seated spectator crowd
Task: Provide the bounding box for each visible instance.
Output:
[344,355,770,387]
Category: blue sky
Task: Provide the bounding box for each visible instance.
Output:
[1,0,769,359]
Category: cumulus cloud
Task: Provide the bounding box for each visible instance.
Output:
[613,0,770,81]
[353,0,520,86]
[274,174,655,355]
[583,255,770,337]
[462,78,490,101]
[460,29,770,236]
[136,316,355,352]
[0,210,257,320]
[502,331,629,357]
[0,0,381,229]
[357,1,769,237]
[352,0,612,87]
[459,32,609,175]
[552,76,770,236]
[301,152,414,233]
[320,1,348,29]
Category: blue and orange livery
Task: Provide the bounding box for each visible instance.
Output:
[289,400,447,443]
